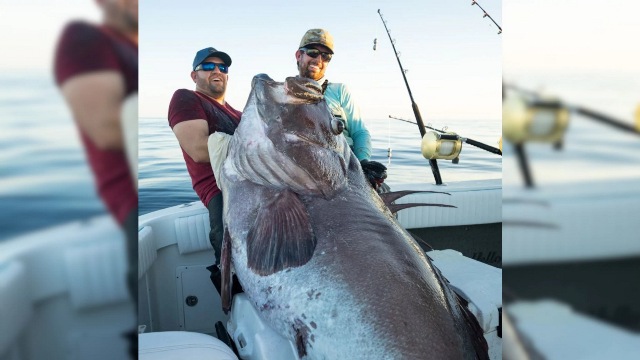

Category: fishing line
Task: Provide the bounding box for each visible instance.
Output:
[373,36,391,166]
[387,115,392,167]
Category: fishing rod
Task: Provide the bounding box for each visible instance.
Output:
[573,106,639,135]
[504,83,639,188]
[377,9,443,185]
[471,0,502,34]
[389,115,502,155]
[505,83,640,136]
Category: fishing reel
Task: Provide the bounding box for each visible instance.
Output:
[413,121,502,184]
[503,87,571,187]
[420,131,463,163]
[503,94,570,146]
[419,130,464,185]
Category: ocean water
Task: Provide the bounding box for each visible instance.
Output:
[138,115,502,215]
[0,73,105,240]
[0,73,501,237]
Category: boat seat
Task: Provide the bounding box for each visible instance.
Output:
[139,331,238,360]
[64,237,128,309]
[174,213,213,255]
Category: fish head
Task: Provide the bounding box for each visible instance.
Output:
[239,74,350,198]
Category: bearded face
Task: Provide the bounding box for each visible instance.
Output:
[98,0,138,31]
[191,56,228,100]
[296,45,332,81]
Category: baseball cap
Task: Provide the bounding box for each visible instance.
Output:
[192,47,232,70]
[299,29,334,54]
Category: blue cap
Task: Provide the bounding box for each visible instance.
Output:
[192,47,232,70]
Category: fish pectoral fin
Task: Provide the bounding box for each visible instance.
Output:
[247,190,316,276]
[387,203,457,215]
[221,228,232,314]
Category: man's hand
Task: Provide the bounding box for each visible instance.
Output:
[360,160,388,193]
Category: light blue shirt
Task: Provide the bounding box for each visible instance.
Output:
[322,82,372,161]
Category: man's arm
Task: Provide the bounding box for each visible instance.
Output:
[60,70,125,150]
[172,119,211,163]
[340,84,372,161]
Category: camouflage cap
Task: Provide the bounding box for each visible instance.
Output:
[299,29,334,54]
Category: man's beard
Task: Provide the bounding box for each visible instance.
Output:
[108,5,138,33]
[300,63,324,81]
[208,81,226,97]
[123,13,138,32]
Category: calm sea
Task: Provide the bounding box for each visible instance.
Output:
[0,73,105,240]
[138,116,502,215]
[0,73,501,238]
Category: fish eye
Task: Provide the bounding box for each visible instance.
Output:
[332,118,345,135]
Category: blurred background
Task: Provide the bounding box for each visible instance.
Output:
[0,1,135,359]
[0,1,104,238]
[502,0,640,358]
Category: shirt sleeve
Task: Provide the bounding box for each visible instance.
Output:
[339,84,372,161]
[54,21,120,86]
[168,89,207,128]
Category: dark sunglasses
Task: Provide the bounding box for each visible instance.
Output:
[195,62,229,73]
[300,47,333,62]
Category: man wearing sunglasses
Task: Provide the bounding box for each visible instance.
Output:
[296,29,389,193]
[168,47,242,293]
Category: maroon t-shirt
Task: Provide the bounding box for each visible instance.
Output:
[168,89,242,206]
[54,21,138,225]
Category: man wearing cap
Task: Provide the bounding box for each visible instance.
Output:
[168,47,242,290]
[296,29,389,192]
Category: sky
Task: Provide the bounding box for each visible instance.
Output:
[502,0,640,121]
[0,0,100,71]
[3,1,636,122]
[504,0,640,76]
[138,0,502,121]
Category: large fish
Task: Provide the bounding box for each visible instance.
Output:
[219,74,488,359]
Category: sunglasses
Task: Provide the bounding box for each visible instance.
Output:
[300,47,333,62]
[195,62,229,73]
